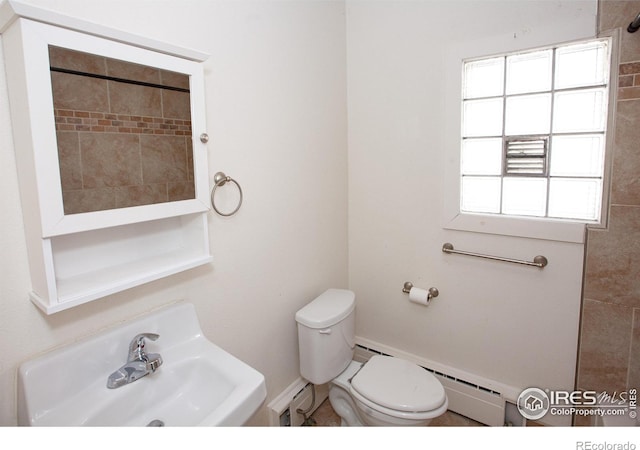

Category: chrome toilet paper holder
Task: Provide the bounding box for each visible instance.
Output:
[402,281,439,300]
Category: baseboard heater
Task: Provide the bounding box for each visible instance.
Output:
[354,344,514,426]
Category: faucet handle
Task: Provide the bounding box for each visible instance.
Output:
[128,333,160,361]
[146,354,163,372]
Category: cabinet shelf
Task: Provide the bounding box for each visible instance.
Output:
[36,250,212,313]
[32,214,212,314]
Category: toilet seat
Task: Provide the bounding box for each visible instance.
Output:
[349,355,447,419]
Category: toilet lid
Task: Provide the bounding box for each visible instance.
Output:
[350,355,446,413]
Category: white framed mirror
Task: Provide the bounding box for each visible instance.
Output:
[1,1,214,313]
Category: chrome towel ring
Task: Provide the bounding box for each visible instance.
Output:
[210,171,243,216]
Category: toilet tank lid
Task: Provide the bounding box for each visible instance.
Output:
[295,289,355,329]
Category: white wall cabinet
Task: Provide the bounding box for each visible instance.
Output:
[0,1,213,313]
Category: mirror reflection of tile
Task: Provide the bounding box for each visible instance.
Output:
[49,46,195,214]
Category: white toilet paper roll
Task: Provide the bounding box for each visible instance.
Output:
[409,287,431,306]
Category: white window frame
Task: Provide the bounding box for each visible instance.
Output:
[442,31,618,244]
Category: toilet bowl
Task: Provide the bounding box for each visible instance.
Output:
[296,289,448,426]
[331,357,448,426]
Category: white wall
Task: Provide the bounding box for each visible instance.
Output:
[347,0,596,425]
[0,0,347,425]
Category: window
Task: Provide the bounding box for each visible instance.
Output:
[460,38,611,222]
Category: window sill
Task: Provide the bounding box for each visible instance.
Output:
[444,212,587,243]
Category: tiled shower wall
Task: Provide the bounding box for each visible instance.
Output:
[576,0,640,420]
[50,46,194,214]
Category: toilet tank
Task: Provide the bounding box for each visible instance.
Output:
[295,289,355,385]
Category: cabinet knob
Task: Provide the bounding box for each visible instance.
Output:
[199,133,209,143]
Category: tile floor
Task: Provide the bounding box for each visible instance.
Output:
[310,398,484,427]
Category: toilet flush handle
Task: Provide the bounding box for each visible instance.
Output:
[319,328,332,335]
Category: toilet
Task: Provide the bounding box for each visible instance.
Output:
[295,288,448,426]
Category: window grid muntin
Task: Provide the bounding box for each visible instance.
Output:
[461,38,609,222]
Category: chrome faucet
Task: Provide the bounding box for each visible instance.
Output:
[106,333,163,389]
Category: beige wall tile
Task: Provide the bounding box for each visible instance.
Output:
[599,1,640,63]
[51,72,109,112]
[115,184,168,208]
[48,46,107,75]
[62,188,116,215]
[162,89,192,120]
[611,100,640,205]
[168,181,195,202]
[79,133,142,189]
[108,81,162,117]
[186,136,194,181]
[628,308,640,389]
[160,70,190,90]
[140,135,190,184]
[618,86,640,99]
[585,205,640,308]
[106,58,161,84]
[56,131,82,191]
[577,299,633,394]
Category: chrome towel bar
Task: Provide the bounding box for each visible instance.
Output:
[442,243,548,268]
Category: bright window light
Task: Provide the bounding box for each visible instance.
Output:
[460,38,610,222]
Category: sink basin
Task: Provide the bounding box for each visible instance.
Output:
[17,303,266,426]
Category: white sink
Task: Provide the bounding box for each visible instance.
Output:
[17,303,266,426]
